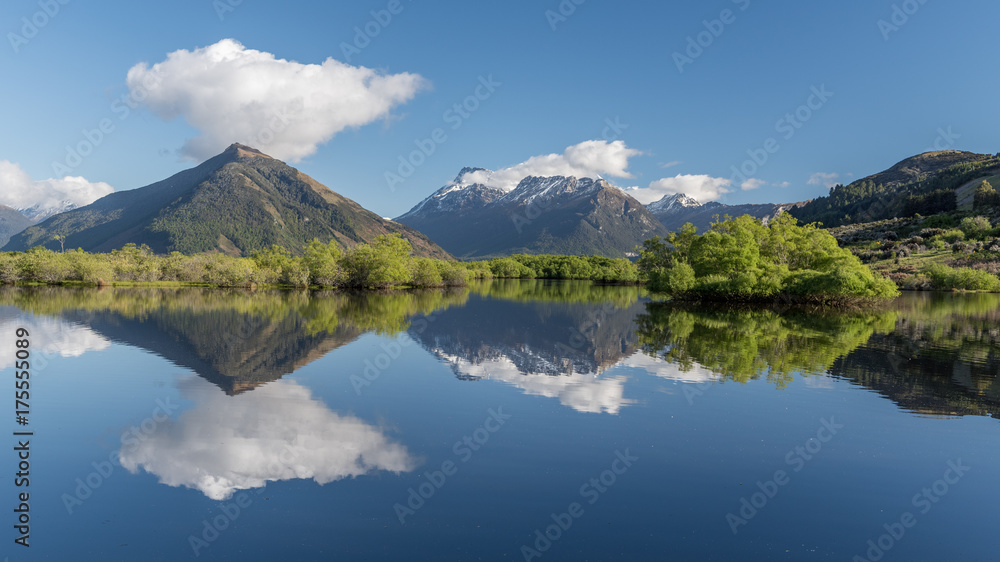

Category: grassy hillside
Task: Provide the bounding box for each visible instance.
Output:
[829,209,1000,291]
[790,151,1000,228]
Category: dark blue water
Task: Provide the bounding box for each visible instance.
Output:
[1,284,998,561]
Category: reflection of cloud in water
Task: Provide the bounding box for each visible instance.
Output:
[119,377,415,500]
[617,351,720,384]
[0,312,109,369]
[437,352,632,415]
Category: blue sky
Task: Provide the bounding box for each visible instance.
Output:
[1,0,997,217]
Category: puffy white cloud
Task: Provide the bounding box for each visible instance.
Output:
[629,174,733,204]
[126,38,428,162]
[0,161,113,221]
[460,140,642,191]
[119,377,415,500]
[0,313,110,370]
[740,178,766,191]
[807,172,840,188]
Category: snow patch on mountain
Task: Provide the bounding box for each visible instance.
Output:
[646,193,701,215]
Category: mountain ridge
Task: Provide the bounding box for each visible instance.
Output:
[3,144,451,259]
[395,172,668,258]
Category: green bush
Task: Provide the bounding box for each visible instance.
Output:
[639,214,899,302]
[959,216,993,240]
[921,214,956,229]
[303,239,343,286]
[410,258,444,287]
[340,234,413,289]
[923,263,1000,291]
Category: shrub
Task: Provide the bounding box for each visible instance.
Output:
[923,263,1000,291]
[640,214,899,302]
[303,239,343,287]
[410,258,443,288]
[436,261,469,286]
[340,234,413,289]
[959,216,993,240]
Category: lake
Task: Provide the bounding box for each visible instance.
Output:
[1,281,998,561]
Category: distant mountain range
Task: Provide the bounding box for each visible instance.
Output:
[3,144,450,258]
[643,193,799,234]
[0,205,31,248]
[3,148,997,259]
[395,169,668,258]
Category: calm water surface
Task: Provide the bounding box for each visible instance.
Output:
[1,282,998,561]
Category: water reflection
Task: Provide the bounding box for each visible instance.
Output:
[0,306,110,369]
[636,293,1000,419]
[408,281,646,414]
[0,286,465,393]
[118,376,415,500]
[3,284,998,421]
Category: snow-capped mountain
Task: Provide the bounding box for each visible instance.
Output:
[395,167,505,221]
[395,169,668,258]
[646,193,702,215]
[15,200,80,222]
[644,192,785,234]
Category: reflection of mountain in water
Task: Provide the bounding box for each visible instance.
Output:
[407,283,647,413]
[67,305,362,395]
[0,287,464,394]
[118,376,416,499]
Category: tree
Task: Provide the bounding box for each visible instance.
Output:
[340,233,414,289]
[638,214,899,303]
[974,180,999,210]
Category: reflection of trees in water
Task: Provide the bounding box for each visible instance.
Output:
[831,293,1000,418]
[636,303,898,388]
[0,286,470,393]
[636,293,1000,419]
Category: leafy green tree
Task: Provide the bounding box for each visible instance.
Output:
[303,239,343,286]
[639,215,899,303]
[959,216,993,240]
[340,234,414,289]
[974,181,999,210]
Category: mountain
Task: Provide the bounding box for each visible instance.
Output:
[16,201,80,223]
[0,205,31,248]
[644,193,789,234]
[789,151,1000,227]
[2,144,450,258]
[395,170,668,258]
[405,287,648,414]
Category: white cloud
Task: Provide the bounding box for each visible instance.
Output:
[776,181,791,188]
[0,313,110,370]
[659,160,682,169]
[126,38,428,162]
[629,174,733,204]
[741,178,766,191]
[0,161,113,220]
[434,351,633,415]
[807,172,840,188]
[119,377,416,500]
[617,351,720,384]
[460,140,642,191]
